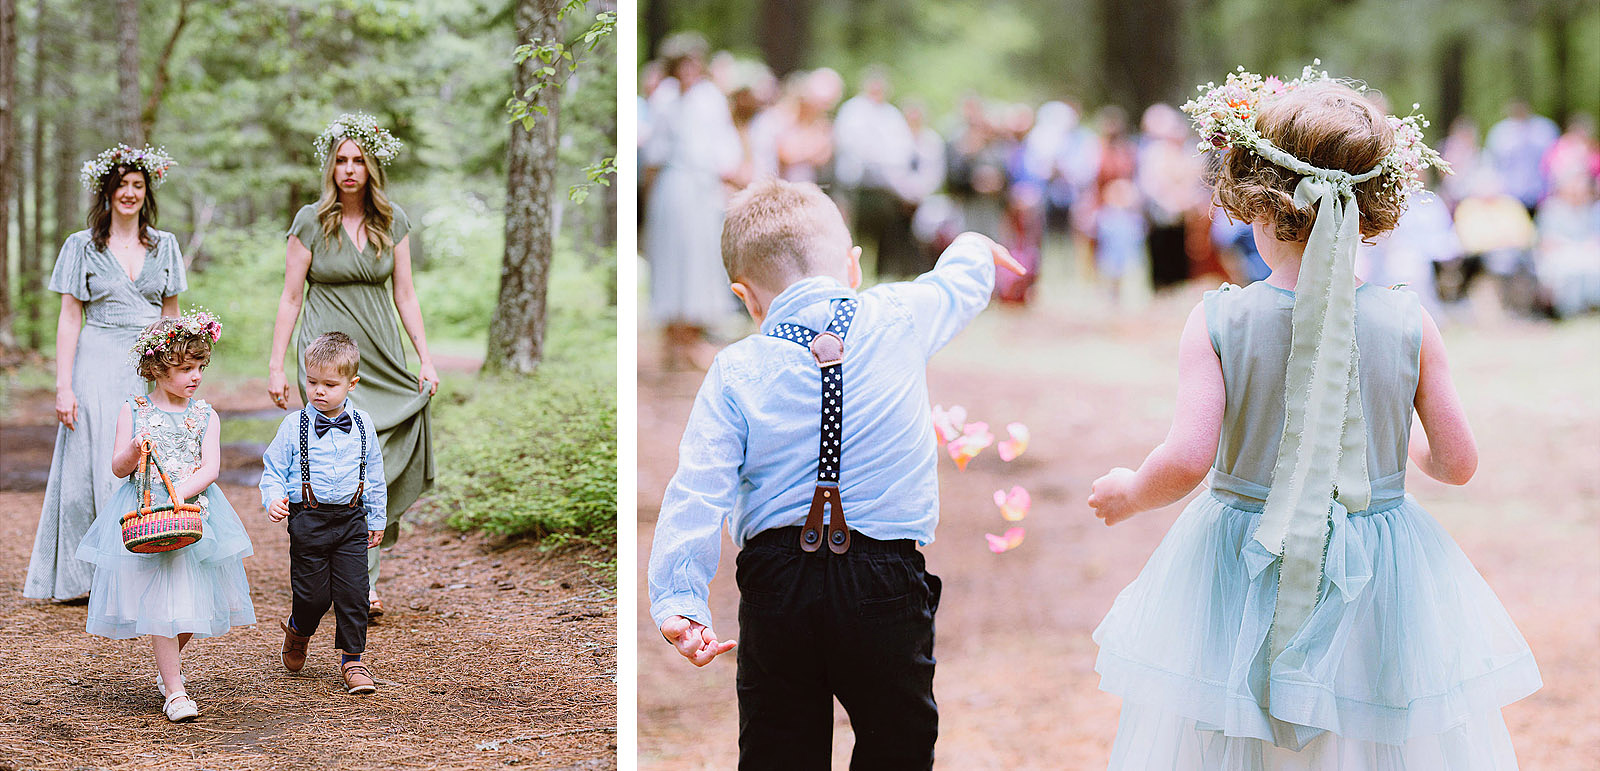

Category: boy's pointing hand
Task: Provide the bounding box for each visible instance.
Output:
[966,232,1028,276]
[661,615,737,667]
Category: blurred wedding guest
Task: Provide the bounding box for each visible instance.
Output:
[895,101,948,275]
[776,68,843,183]
[1093,178,1146,304]
[729,61,779,185]
[997,104,1044,302]
[946,95,1008,238]
[1358,183,1461,313]
[1439,116,1482,206]
[1542,114,1600,187]
[641,33,740,369]
[1486,101,1561,214]
[833,67,918,276]
[1210,207,1269,284]
[1023,101,1093,262]
[1449,170,1538,313]
[1137,103,1204,290]
[1534,168,1600,318]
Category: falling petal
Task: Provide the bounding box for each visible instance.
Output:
[946,422,994,470]
[985,527,1026,553]
[997,422,1030,462]
[993,486,1032,522]
[931,404,967,444]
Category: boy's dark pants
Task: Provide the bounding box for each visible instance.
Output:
[735,526,942,771]
[287,501,369,654]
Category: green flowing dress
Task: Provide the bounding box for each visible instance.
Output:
[287,204,432,547]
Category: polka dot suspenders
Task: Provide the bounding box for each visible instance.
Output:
[298,409,367,509]
[768,299,859,554]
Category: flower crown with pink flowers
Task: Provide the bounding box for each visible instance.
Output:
[1181,61,1450,204]
[128,309,223,365]
[79,144,177,191]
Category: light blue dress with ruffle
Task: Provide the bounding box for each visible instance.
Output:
[1093,281,1540,770]
[77,396,255,639]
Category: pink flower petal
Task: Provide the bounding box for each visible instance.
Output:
[985,527,1026,553]
[997,422,1029,462]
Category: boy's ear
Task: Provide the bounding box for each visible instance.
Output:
[350,376,360,388]
[847,246,863,290]
[730,281,765,322]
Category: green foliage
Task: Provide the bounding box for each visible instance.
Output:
[509,0,618,204]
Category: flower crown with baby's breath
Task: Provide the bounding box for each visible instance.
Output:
[79,144,177,191]
[128,309,223,366]
[314,112,402,169]
[1181,61,1450,204]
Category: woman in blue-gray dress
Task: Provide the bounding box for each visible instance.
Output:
[23,145,184,602]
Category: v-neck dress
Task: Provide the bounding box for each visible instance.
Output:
[286,204,431,543]
[24,228,186,600]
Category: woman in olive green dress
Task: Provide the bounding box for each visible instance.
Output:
[266,113,437,616]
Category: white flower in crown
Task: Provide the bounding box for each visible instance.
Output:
[79,144,178,191]
[127,308,225,366]
[1180,61,1451,206]
[314,112,403,168]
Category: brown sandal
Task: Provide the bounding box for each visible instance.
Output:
[368,598,385,619]
[342,660,377,694]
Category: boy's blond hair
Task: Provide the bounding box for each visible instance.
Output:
[304,332,360,379]
[721,177,849,290]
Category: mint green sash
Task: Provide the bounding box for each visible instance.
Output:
[1242,141,1384,733]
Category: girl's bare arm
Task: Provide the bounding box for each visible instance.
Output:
[111,403,140,478]
[1090,303,1225,524]
[1409,308,1477,484]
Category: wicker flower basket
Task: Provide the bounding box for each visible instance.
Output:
[120,439,204,554]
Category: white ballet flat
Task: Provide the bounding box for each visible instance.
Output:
[156,673,186,698]
[163,692,198,722]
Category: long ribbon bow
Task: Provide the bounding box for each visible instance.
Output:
[1245,141,1383,695]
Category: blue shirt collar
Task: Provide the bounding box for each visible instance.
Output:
[758,276,857,334]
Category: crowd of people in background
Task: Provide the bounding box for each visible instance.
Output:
[639,33,1600,366]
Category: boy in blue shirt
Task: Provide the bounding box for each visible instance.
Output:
[648,177,1022,768]
[261,331,386,695]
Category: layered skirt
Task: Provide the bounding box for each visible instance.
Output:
[77,482,256,639]
[1093,491,1540,770]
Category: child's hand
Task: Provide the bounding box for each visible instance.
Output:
[367,530,383,548]
[1089,467,1141,526]
[267,497,291,523]
[965,232,1028,276]
[660,615,736,667]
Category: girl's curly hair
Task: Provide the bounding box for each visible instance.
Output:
[134,318,213,382]
[1210,81,1405,242]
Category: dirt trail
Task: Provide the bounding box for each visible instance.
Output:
[0,375,617,770]
[635,283,1600,770]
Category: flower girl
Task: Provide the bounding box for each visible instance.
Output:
[1089,67,1540,768]
[76,311,255,722]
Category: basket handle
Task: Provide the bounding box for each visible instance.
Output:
[143,441,186,510]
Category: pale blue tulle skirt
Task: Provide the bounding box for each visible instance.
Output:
[1093,492,1541,770]
[76,481,256,639]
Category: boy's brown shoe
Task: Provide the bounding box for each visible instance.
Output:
[280,619,310,673]
[342,661,377,695]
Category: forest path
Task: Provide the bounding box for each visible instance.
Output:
[0,369,616,771]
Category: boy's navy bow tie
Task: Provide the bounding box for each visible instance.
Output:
[314,411,353,437]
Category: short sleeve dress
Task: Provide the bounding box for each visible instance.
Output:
[286,204,432,544]
[24,229,187,600]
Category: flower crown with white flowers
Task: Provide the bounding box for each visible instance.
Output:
[314,112,403,169]
[79,144,177,191]
[129,309,223,366]
[1181,61,1451,204]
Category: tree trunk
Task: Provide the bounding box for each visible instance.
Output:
[115,0,140,144]
[757,0,811,78]
[485,0,559,374]
[1097,0,1183,117]
[643,0,669,60]
[1436,34,1467,137]
[50,2,77,256]
[141,0,191,139]
[1,0,17,348]
[23,0,41,348]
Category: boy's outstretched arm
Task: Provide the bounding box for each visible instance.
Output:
[649,359,748,667]
[899,232,1026,357]
[1089,302,1223,525]
[1409,306,1477,484]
